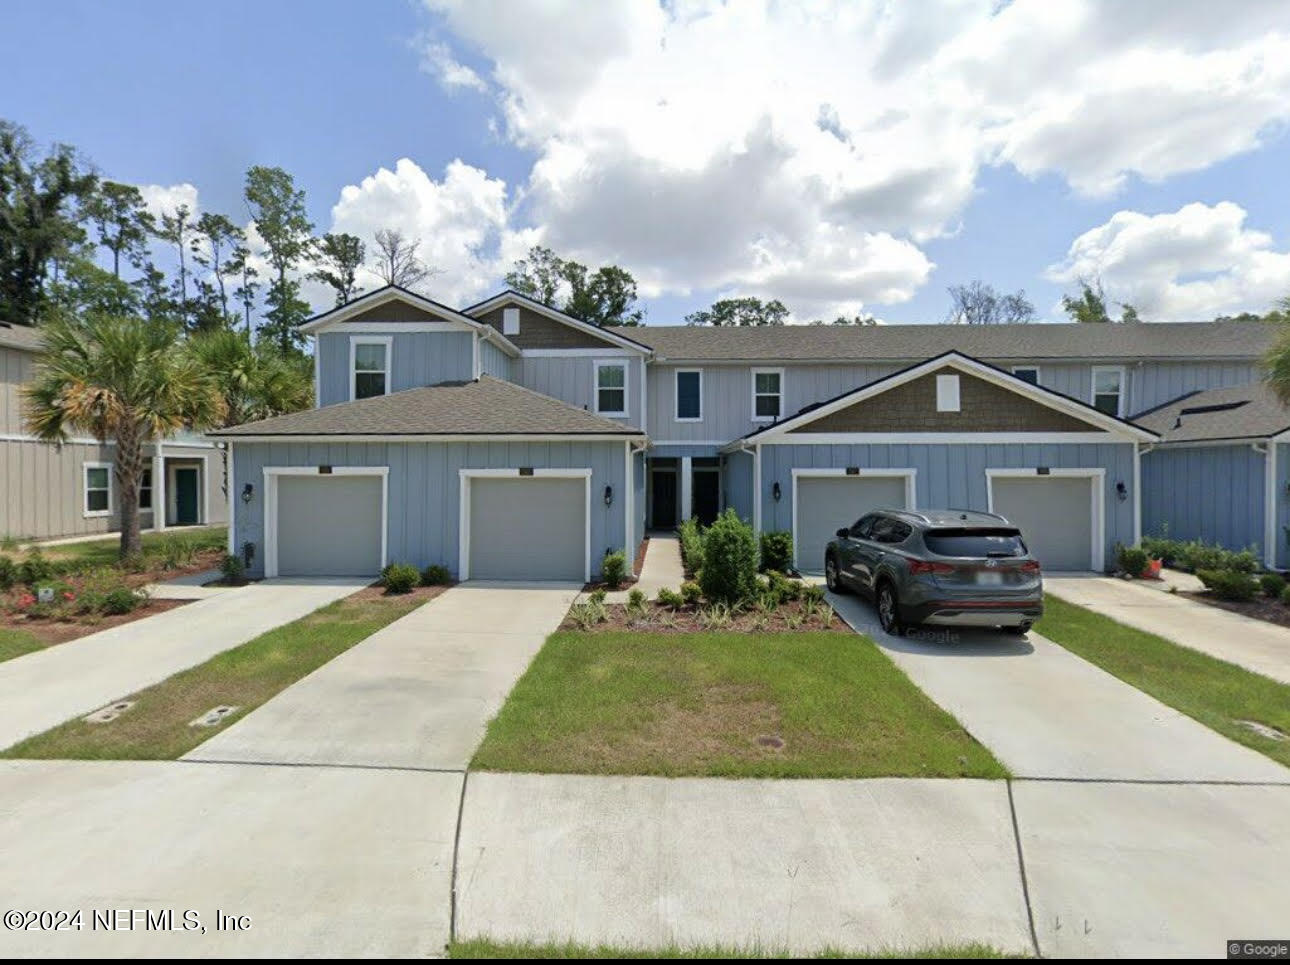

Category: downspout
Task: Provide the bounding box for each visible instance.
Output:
[1256,441,1276,570]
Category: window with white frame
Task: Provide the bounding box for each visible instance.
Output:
[595,361,627,415]
[1091,366,1125,417]
[138,468,153,510]
[752,369,783,422]
[1011,366,1040,385]
[675,369,702,421]
[84,463,111,517]
[351,337,391,401]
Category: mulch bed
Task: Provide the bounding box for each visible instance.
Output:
[1180,591,1290,630]
[350,583,451,605]
[2,597,193,647]
[561,597,838,634]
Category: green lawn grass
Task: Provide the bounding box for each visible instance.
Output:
[0,627,43,664]
[1,588,435,760]
[22,525,226,570]
[449,938,1017,959]
[1036,595,1290,769]
[471,631,1006,779]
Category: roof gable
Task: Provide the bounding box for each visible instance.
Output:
[464,290,651,354]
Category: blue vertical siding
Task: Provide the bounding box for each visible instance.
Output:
[1277,444,1290,569]
[479,338,516,381]
[724,449,754,523]
[229,439,627,579]
[1141,444,1265,555]
[632,447,646,558]
[316,331,476,406]
[758,442,1136,570]
[518,355,646,430]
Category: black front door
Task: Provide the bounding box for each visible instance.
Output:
[651,470,677,529]
[693,470,720,525]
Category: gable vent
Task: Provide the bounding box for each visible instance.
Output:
[936,374,961,413]
[503,307,520,335]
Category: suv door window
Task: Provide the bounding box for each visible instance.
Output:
[870,517,908,544]
[849,514,876,539]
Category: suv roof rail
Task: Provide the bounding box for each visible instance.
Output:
[887,508,933,525]
[942,507,1012,523]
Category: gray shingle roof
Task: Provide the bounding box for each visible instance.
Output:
[0,322,43,353]
[212,376,645,437]
[605,319,1277,362]
[1133,381,1290,443]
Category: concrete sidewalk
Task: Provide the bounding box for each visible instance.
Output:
[827,591,1289,782]
[1047,574,1290,686]
[187,582,579,770]
[603,535,686,603]
[0,578,367,751]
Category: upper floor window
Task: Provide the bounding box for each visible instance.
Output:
[84,463,111,518]
[752,368,783,422]
[675,369,702,421]
[595,361,627,416]
[351,337,391,401]
[1091,365,1125,417]
[1011,366,1040,385]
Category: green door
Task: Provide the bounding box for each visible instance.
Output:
[174,468,200,525]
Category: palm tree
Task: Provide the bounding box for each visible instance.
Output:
[1261,295,1290,405]
[23,315,225,560]
[188,328,313,495]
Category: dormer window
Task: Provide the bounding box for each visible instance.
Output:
[351,336,391,401]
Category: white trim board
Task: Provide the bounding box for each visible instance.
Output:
[985,467,1106,571]
[458,468,592,582]
[789,467,918,572]
[522,348,639,358]
[216,433,646,444]
[262,466,390,579]
[748,432,1139,446]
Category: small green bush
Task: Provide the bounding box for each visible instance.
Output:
[764,569,802,604]
[1196,568,1258,602]
[19,550,53,587]
[1116,545,1150,578]
[677,517,705,573]
[1261,572,1287,598]
[588,587,608,605]
[220,553,247,585]
[381,562,420,594]
[601,551,628,589]
[801,583,827,605]
[154,533,198,570]
[698,508,759,605]
[656,587,684,608]
[680,580,702,606]
[0,555,15,591]
[101,587,141,615]
[626,588,647,614]
[1280,584,1290,606]
[421,564,451,586]
[759,531,794,573]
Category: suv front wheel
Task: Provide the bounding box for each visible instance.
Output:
[876,581,905,636]
[825,555,845,594]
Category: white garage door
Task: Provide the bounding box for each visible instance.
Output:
[467,476,587,581]
[990,474,1096,571]
[794,473,911,574]
[276,474,383,577]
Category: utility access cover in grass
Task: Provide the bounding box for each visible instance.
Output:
[471,631,1005,779]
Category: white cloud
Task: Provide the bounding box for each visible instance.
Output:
[415,0,1290,317]
[136,182,200,221]
[1046,201,1290,320]
[421,40,487,92]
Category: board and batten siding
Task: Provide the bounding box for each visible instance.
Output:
[518,355,646,430]
[229,439,630,579]
[632,448,646,557]
[1276,443,1290,570]
[1140,444,1265,555]
[2,345,36,435]
[315,331,475,406]
[479,338,516,382]
[723,449,754,523]
[758,442,1136,571]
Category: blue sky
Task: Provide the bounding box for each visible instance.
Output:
[4,0,1290,326]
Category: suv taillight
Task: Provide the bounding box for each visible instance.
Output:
[909,560,955,575]
[1020,560,1041,573]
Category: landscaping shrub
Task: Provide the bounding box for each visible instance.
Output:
[154,533,198,570]
[19,550,53,587]
[220,553,247,586]
[764,570,802,604]
[759,530,793,573]
[626,588,647,615]
[801,584,827,605]
[656,587,684,609]
[588,588,608,605]
[101,587,141,615]
[697,508,759,605]
[421,563,451,586]
[0,555,15,591]
[381,562,420,594]
[1261,572,1287,599]
[1116,545,1150,578]
[680,580,702,606]
[677,517,705,573]
[1280,584,1290,607]
[601,551,628,589]
[1196,568,1258,602]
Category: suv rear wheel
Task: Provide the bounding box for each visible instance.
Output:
[876,580,905,636]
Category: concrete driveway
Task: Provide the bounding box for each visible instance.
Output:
[826,591,1289,782]
[1047,574,1290,686]
[0,578,368,751]
[186,582,580,770]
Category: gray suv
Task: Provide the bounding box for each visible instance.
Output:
[824,508,1043,636]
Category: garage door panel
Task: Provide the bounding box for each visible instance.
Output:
[468,477,585,582]
[277,475,383,577]
[991,475,1094,571]
[795,475,909,574]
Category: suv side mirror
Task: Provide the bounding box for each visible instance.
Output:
[836,527,850,539]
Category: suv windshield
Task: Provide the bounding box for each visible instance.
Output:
[924,528,1027,558]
